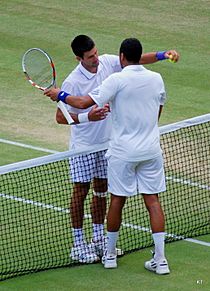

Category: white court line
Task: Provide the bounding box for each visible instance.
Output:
[166,176,210,191]
[1,138,209,247]
[1,192,209,247]
[0,138,59,154]
[184,238,210,247]
[1,139,210,192]
[0,193,90,217]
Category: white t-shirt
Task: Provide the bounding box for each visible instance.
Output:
[90,65,166,161]
[61,54,121,149]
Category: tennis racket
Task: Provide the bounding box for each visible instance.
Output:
[22,48,74,124]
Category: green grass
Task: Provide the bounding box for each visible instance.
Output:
[1,241,210,291]
[0,150,209,285]
[0,142,51,166]
[0,0,210,289]
[0,0,210,154]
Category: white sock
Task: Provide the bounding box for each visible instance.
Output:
[72,228,84,246]
[92,223,104,242]
[152,232,166,262]
[107,231,119,255]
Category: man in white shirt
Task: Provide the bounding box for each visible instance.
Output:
[89,38,169,274]
[45,35,179,265]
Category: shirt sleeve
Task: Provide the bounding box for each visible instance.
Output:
[61,80,81,113]
[89,74,119,107]
[158,75,167,105]
[102,54,122,73]
[61,80,77,95]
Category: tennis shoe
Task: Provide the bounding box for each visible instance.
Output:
[90,237,124,258]
[70,242,100,264]
[90,239,106,257]
[144,258,170,275]
[103,253,117,269]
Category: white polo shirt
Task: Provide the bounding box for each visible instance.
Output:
[61,54,121,148]
[90,65,166,161]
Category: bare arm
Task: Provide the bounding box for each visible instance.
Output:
[55,105,108,125]
[65,94,95,109]
[44,88,107,124]
[56,108,78,124]
[140,50,180,64]
[44,88,95,109]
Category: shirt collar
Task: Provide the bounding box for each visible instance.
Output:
[122,64,145,72]
[78,61,102,80]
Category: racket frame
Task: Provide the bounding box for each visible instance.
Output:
[22,48,74,124]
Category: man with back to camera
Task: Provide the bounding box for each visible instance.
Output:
[47,35,179,264]
[45,37,170,274]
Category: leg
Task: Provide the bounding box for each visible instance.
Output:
[91,150,108,242]
[107,194,126,232]
[103,155,134,268]
[70,182,99,263]
[90,178,107,256]
[70,182,90,229]
[103,194,126,269]
[143,194,170,274]
[143,194,165,259]
[69,153,102,263]
[91,178,107,225]
[143,194,165,233]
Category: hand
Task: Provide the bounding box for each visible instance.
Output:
[44,87,61,101]
[104,103,110,112]
[88,105,109,121]
[165,50,180,63]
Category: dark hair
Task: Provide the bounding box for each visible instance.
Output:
[119,38,142,63]
[71,35,95,58]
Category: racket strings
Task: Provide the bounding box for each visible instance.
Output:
[23,50,54,89]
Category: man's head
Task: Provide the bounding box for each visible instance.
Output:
[71,35,99,72]
[119,38,142,67]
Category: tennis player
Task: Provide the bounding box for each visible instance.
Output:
[45,35,179,265]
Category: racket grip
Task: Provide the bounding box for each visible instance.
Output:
[57,101,75,125]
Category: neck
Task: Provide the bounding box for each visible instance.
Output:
[122,61,140,68]
[81,62,98,73]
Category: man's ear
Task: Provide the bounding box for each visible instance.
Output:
[76,56,82,62]
[120,52,124,63]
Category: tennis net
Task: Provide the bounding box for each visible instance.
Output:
[0,114,210,280]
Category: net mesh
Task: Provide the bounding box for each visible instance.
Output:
[0,115,210,280]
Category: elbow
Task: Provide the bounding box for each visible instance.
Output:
[56,110,66,124]
[56,115,63,124]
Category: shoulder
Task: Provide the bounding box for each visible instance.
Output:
[99,54,118,62]
[99,54,121,72]
[62,65,81,86]
[64,65,80,81]
[105,70,121,82]
[145,70,165,93]
[61,66,82,93]
[144,68,164,81]
[101,71,121,91]
[144,67,161,77]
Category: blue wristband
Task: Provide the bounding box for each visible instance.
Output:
[156,51,167,61]
[57,91,69,103]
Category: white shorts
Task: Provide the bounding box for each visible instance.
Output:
[70,150,107,183]
[106,155,166,197]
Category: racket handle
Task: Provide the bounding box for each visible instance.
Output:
[57,101,75,125]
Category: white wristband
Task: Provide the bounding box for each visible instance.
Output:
[78,112,89,123]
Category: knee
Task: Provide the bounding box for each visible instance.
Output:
[93,190,108,198]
